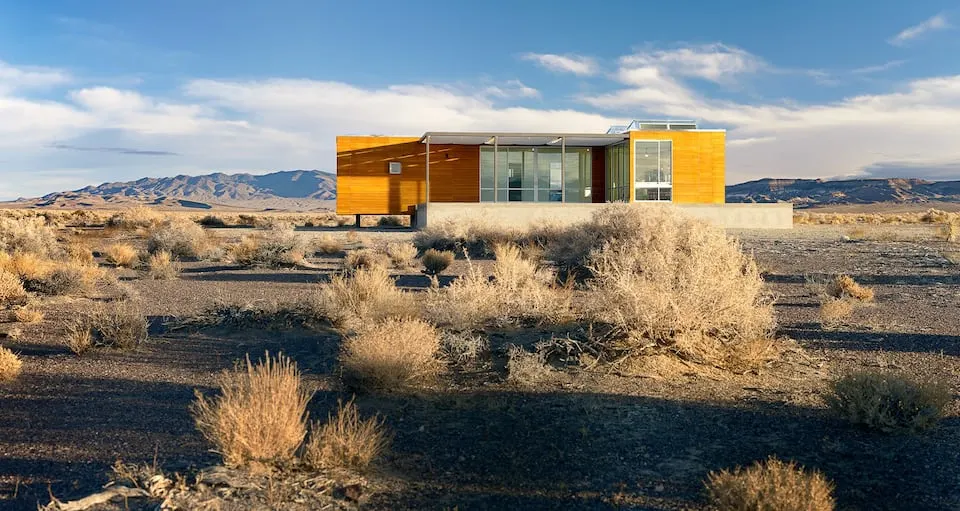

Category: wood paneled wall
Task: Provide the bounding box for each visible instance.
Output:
[336,136,480,215]
[627,131,725,204]
[591,146,606,203]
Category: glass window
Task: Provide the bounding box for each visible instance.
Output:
[480,145,593,203]
[634,140,672,201]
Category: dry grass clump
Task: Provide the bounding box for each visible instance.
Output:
[414,219,525,257]
[824,275,874,302]
[385,241,418,269]
[826,371,951,433]
[0,216,63,258]
[317,267,418,331]
[344,249,390,272]
[230,223,306,268]
[506,344,551,385]
[65,317,94,356]
[67,240,95,265]
[422,263,501,329]
[441,332,489,366]
[819,298,854,327]
[340,318,443,391]
[198,214,227,227]
[12,308,43,323]
[313,234,343,255]
[89,300,149,349]
[303,399,390,472]
[705,456,835,511]
[146,250,181,280]
[0,252,49,281]
[421,248,454,275]
[147,218,213,259]
[192,352,313,468]
[106,206,163,229]
[104,242,140,268]
[22,263,92,296]
[0,270,28,308]
[0,346,22,381]
[584,205,775,369]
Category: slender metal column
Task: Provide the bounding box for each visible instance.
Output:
[493,136,498,203]
[560,137,566,203]
[425,135,431,205]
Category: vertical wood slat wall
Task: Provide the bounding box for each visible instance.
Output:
[627,131,726,204]
[336,136,480,215]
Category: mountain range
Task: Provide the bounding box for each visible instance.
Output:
[726,178,960,207]
[10,172,960,211]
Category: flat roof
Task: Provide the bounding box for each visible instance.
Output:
[419,129,725,146]
[420,132,628,147]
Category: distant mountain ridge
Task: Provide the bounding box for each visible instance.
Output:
[21,170,337,211]
[726,178,960,207]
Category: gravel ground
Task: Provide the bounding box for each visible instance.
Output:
[0,224,958,510]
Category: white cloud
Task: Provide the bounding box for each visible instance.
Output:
[889,13,950,46]
[0,60,71,94]
[521,53,598,76]
[620,43,763,83]
[852,60,906,74]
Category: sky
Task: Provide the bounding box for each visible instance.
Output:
[1,0,960,199]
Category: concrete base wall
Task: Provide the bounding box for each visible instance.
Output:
[414,202,793,230]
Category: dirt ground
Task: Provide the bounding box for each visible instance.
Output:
[1,223,959,510]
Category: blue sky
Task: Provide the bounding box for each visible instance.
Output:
[1,0,959,199]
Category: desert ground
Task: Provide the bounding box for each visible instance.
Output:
[0,208,958,510]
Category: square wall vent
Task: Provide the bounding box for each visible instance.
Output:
[388,162,402,175]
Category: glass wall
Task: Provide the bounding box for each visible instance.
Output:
[605,142,629,202]
[634,140,672,201]
[480,146,592,202]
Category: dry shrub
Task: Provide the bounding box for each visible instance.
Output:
[0,346,22,381]
[706,456,835,511]
[105,243,140,268]
[385,241,418,269]
[826,371,951,433]
[317,267,418,331]
[67,240,95,265]
[198,214,227,227]
[146,250,181,280]
[344,249,390,272]
[230,223,306,268]
[442,332,489,365]
[13,308,43,323]
[506,344,551,385]
[65,317,94,356]
[824,275,874,302]
[90,300,149,349]
[0,270,28,308]
[314,234,343,255]
[303,399,390,472]
[340,318,443,391]
[0,252,50,281]
[413,219,524,257]
[423,263,501,329]
[22,263,92,296]
[584,205,775,368]
[937,221,960,242]
[421,248,454,275]
[377,215,405,227]
[722,337,782,375]
[0,216,63,258]
[192,352,312,468]
[147,218,211,259]
[106,206,162,229]
[491,243,572,325]
[819,298,853,327]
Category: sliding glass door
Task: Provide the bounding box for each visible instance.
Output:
[605,142,629,202]
[480,147,591,202]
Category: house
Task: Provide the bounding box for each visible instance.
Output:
[335,120,792,228]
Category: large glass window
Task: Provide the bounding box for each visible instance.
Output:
[605,142,629,202]
[480,146,592,202]
[634,140,672,201]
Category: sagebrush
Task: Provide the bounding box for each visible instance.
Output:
[826,371,951,433]
[706,456,835,511]
[340,318,443,391]
[302,399,390,472]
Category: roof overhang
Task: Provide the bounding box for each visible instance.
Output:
[419,132,628,147]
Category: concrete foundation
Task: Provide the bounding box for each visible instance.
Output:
[414,202,793,230]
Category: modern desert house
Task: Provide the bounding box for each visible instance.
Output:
[335,120,791,228]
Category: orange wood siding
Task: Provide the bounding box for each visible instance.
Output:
[627,131,725,204]
[336,136,480,215]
